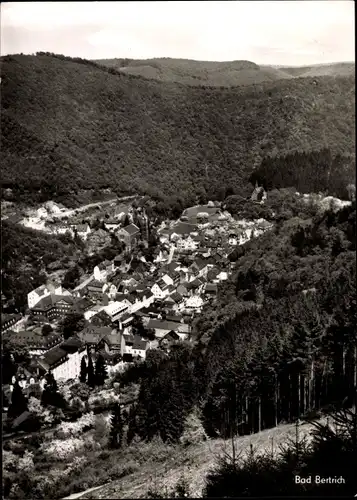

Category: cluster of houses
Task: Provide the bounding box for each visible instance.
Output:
[3,200,274,401]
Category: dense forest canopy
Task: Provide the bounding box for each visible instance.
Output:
[0,53,355,207]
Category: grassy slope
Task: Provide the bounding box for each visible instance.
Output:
[94,57,294,86]
[78,420,324,499]
[1,54,355,202]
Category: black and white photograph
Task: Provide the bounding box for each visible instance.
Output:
[1,1,356,498]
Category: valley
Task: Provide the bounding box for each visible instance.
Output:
[1,43,356,500]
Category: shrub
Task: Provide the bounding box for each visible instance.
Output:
[40,437,88,460]
[179,407,208,447]
[55,411,95,439]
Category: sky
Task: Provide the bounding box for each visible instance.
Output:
[1,1,355,66]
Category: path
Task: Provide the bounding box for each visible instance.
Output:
[54,195,138,220]
[62,485,104,500]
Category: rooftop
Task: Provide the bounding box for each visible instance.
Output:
[121,223,140,236]
[42,347,68,366]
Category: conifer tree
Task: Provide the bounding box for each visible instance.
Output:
[41,372,65,408]
[87,354,96,388]
[80,356,87,384]
[95,353,107,386]
[109,403,123,449]
[8,380,28,420]
[127,405,137,445]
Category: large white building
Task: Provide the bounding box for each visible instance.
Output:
[27,285,51,309]
[35,338,86,382]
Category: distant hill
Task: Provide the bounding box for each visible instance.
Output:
[94,57,295,87]
[94,58,354,87]
[1,53,355,207]
[277,62,355,79]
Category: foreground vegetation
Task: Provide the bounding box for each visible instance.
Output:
[203,408,357,497]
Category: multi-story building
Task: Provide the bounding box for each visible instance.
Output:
[117,224,141,252]
[31,295,74,321]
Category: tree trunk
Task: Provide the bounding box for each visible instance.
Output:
[258,395,262,432]
[274,372,278,427]
[297,372,301,418]
[309,359,314,411]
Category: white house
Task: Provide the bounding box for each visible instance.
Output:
[94,263,109,282]
[71,224,91,241]
[176,236,199,252]
[104,220,121,233]
[104,301,130,321]
[102,283,117,300]
[35,340,86,382]
[151,280,170,299]
[130,290,155,313]
[84,305,106,321]
[185,295,204,311]
[28,285,51,309]
[37,207,48,219]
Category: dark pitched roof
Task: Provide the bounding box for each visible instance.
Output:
[73,224,90,232]
[121,223,140,236]
[104,333,122,346]
[146,319,180,332]
[88,279,103,289]
[165,314,183,323]
[120,313,134,323]
[73,297,94,312]
[170,292,183,303]
[61,336,84,352]
[172,222,197,236]
[34,284,49,296]
[32,294,74,311]
[42,347,68,366]
[132,336,148,351]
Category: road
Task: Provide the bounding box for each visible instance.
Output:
[53,195,138,219]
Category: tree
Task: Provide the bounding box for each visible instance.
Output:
[62,264,81,289]
[109,403,123,449]
[41,324,53,336]
[80,356,87,384]
[95,354,107,386]
[8,381,28,420]
[87,354,96,388]
[123,214,130,227]
[58,312,85,340]
[2,351,17,385]
[127,405,137,445]
[41,372,66,408]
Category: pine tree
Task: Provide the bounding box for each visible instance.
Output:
[41,372,65,408]
[87,354,96,388]
[8,380,28,420]
[127,405,137,445]
[80,356,87,384]
[109,403,123,449]
[95,354,107,386]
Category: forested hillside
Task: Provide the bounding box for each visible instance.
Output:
[1,53,355,207]
[119,200,356,444]
[250,149,355,199]
[1,221,80,311]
